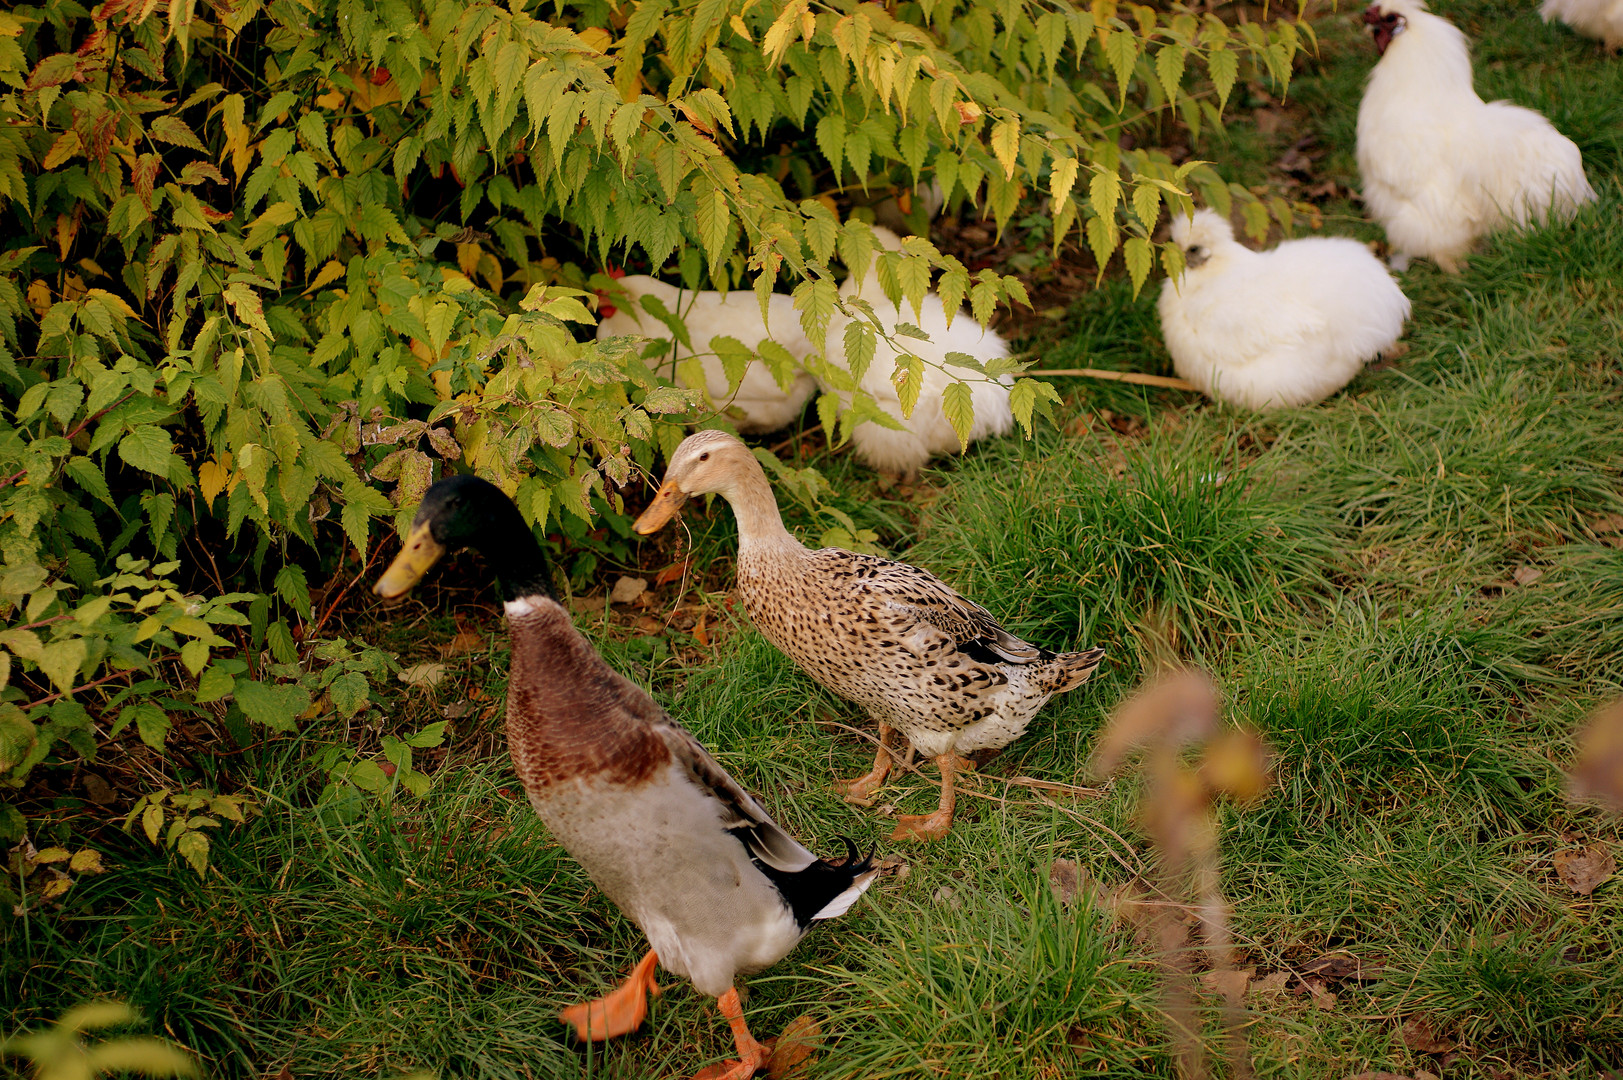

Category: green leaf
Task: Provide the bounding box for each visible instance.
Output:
[1104,28,1139,107]
[942,380,974,450]
[329,671,369,718]
[693,177,730,272]
[38,638,87,693]
[233,680,311,733]
[1123,236,1153,297]
[150,115,207,152]
[118,426,174,476]
[815,114,846,182]
[842,319,877,382]
[1089,171,1121,223]
[1208,46,1238,113]
[1155,43,1187,105]
[175,829,210,877]
[134,704,171,751]
[196,665,236,703]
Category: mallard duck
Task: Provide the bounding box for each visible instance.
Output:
[374,475,876,1079]
[633,431,1106,841]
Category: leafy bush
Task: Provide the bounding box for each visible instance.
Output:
[0,0,1307,859]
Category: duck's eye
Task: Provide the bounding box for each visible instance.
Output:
[1188,246,1204,256]
[698,452,710,462]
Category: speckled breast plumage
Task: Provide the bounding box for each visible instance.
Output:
[736,547,1076,757]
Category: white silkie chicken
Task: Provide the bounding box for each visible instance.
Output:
[1157,210,1411,410]
[1541,0,1623,50]
[1356,0,1597,273]
[827,226,1014,477]
[596,276,819,433]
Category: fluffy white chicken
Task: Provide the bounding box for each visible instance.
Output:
[828,226,1015,477]
[596,276,818,433]
[1158,210,1411,410]
[1356,0,1597,273]
[1541,0,1623,50]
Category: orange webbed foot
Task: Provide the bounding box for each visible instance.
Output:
[889,808,954,842]
[559,949,661,1041]
[690,987,768,1080]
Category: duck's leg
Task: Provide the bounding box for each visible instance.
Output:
[559,949,662,1041]
[837,722,897,805]
[691,987,769,1080]
[890,753,959,842]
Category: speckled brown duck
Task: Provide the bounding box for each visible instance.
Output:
[633,430,1106,842]
[374,474,876,1080]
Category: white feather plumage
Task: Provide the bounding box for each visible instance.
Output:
[596,277,818,433]
[1356,0,1596,272]
[827,226,1014,477]
[1157,210,1411,410]
[1541,0,1623,50]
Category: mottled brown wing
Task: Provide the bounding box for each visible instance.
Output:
[807,548,1043,664]
[651,718,818,873]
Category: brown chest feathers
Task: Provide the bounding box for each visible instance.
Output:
[503,602,671,791]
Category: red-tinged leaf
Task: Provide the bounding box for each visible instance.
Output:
[178,160,229,185]
[133,154,160,211]
[28,54,79,90]
[150,115,207,152]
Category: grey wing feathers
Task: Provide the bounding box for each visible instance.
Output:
[653,720,817,873]
[813,549,1043,664]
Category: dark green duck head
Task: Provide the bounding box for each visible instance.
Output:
[373,474,556,604]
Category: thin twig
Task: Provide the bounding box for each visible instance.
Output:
[1020,368,1198,391]
[23,669,132,711]
[309,541,390,640]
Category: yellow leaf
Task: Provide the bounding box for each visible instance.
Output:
[41,876,72,899]
[301,259,345,296]
[70,848,106,873]
[86,288,137,318]
[577,26,611,51]
[26,280,51,317]
[729,14,752,40]
[43,130,83,170]
[198,456,235,508]
[34,846,72,864]
[989,116,1020,179]
[456,242,483,277]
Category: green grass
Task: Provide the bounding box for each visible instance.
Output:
[5,0,1623,1076]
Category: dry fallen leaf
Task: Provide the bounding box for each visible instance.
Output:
[398,662,447,688]
[932,885,961,910]
[654,558,692,586]
[1511,565,1544,587]
[1587,513,1623,536]
[1301,951,1385,982]
[1199,967,1252,1002]
[1346,1073,1412,1080]
[765,1013,822,1080]
[1552,846,1616,895]
[611,575,649,604]
[1049,858,1081,906]
[1251,970,1292,996]
[1307,978,1336,1011]
[693,611,710,647]
[634,615,664,635]
[439,620,485,658]
[568,595,607,615]
[1400,1017,1456,1054]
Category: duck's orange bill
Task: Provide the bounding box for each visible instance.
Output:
[633,480,688,535]
[374,521,445,599]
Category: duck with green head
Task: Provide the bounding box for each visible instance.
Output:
[375,474,877,1080]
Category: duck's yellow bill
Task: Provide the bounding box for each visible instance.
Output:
[373,522,446,599]
[632,480,688,535]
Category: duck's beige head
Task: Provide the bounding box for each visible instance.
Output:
[632,429,755,535]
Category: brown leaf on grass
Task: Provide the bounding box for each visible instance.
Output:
[397,662,447,688]
[1049,858,1082,906]
[568,595,607,615]
[1587,513,1623,536]
[1400,1017,1456,1054]
[439,620,485,658]
[1346,1073,1412,1080]
[1552,846,1616,895]
[693,612,710,647]
[1302,951,1386,982]
[1199,967,1253,1002]
[81,772,118,805]
[654,558,692,586]
[610,575,648,604]
[633,615,665,635]
[1571,699,1623,811]
[1511,566,1544,586]
[764,1014,822,1080]
[1251,970,1292,996]
[265,1065,293,1080]
[1306,978,1336,1011]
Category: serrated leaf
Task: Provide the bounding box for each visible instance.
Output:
[842,319,877,382]
[1089,171,1121,223]
[1208,46,1238,113]
[1155,43,1187,105]
[196,664,235,703]
[1104,28,1138,107]
[1123,236,1153,297]
[176,829,210,877]
[942,380,974,450]
[1050,155,1079,213]
[693,178,730,271]
[38,637,87,693]
[233,680,311,733]
[119,426,173,476]
[989,117,1020,180]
